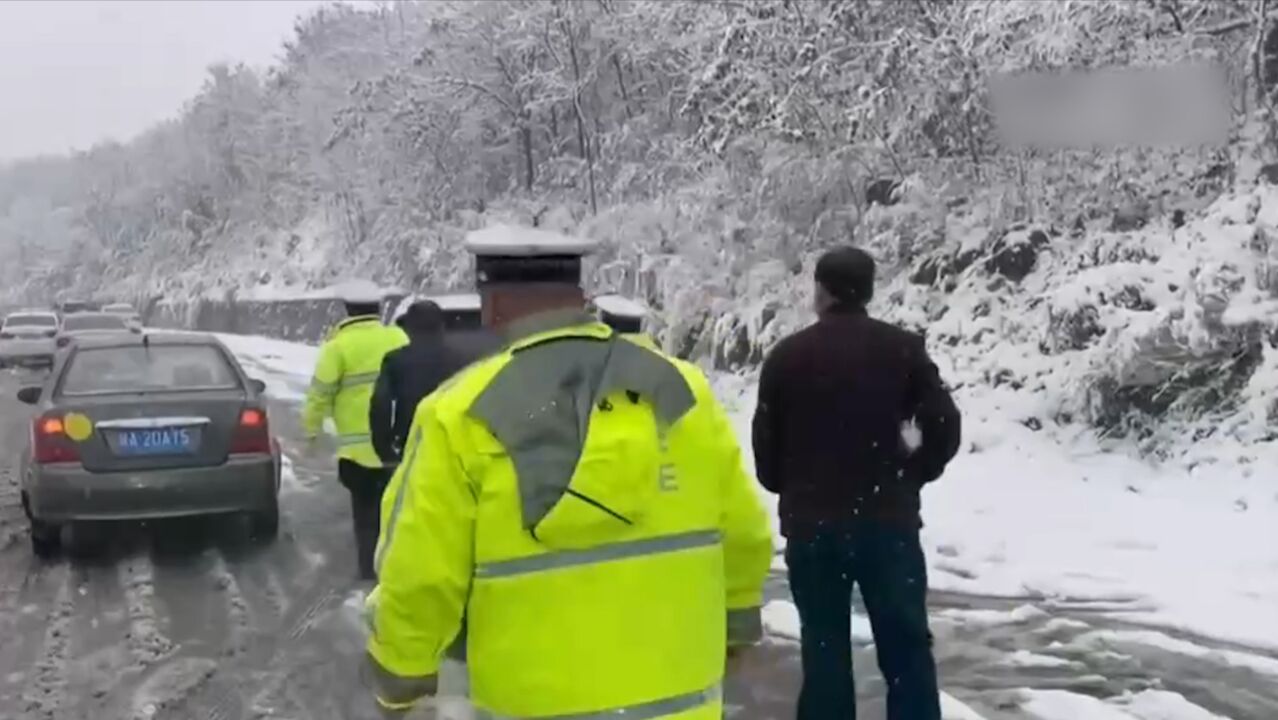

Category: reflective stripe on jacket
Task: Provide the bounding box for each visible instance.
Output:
[366,315,773,718]
[302,315,408,468]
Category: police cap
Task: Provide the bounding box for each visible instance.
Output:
[333,280,385,306]
[464,224,598,286]
[592,294,648,333]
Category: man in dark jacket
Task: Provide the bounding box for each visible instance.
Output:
[369,301,469,467]
[752,246,961,720]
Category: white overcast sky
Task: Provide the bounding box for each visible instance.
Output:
[0,0,340,161]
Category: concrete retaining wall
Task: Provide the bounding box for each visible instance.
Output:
[144,295,407,343]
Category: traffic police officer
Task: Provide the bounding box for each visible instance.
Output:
[365,224,773,718]
[303,284,408,580]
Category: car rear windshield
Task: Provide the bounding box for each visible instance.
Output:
[63,314,128,331]
[60,345,241,396]
[4,314,57,328]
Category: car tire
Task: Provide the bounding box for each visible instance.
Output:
[22,492,61,559]
[247,498,280,544]
[30,520,62,559]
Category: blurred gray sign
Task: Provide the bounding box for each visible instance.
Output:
[990,64,1231,148]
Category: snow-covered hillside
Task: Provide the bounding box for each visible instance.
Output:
[2,1,1278,460]
[864,183,1278,472]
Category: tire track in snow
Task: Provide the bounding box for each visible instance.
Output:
[0,556,65,708]
[140,389,361,720]
[218,542,293,635]
[146,440,351,720]
[67,561,129,655]
[279,587,379,720]
[204,554,258,718]
[0,475,26,554]
[233,569,350,720]
[139,550,257,720]
[121,556,175,669]
[239,577,347,719]
[127,657,219,720]
[208,552,252,658]
[149,548,346,720]
[60,560,132,716]
[17,563,73,720]
[137,544,243,720]
[154,593,346,720]
[0,372,34,554]
[259,563,291,617]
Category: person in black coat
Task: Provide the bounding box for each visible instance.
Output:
[752,246,961,720]
[369,301,471,466]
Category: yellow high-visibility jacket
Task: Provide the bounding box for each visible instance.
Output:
[366,316,773,718]
[302,315,408,469]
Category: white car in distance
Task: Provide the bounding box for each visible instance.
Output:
[56,312,141,352]
[0,311,61,369]
[101,302,143,329]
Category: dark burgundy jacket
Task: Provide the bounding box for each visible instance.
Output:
[751,305,961,536]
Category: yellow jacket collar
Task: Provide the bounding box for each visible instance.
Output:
[503,309,609,350]
[338,314,381,330]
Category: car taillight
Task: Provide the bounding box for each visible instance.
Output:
[32,415,81,464]
[230,407,272,455]
[0,332,13,339]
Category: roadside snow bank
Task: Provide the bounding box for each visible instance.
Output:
[715,373,1278,654]
[216,333,318,401]
[237,278,403,302]
[1015,688,1228,720]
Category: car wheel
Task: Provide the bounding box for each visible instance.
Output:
[29,517,62,558]
[21,492,61,558]
[247,498,280,544]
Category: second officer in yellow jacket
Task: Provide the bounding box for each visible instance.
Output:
[366,226,773,718]
[594,293,658,350]
[303,285,407,580]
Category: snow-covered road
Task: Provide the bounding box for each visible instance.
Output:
[0,334,1275,719]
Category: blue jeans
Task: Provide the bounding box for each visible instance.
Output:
[785,523,940,720]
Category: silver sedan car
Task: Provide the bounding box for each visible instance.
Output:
[17,332,282,556]
[0,310,60,369]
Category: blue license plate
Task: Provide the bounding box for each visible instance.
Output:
[114,428,196,456]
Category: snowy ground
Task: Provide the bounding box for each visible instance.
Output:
[713,371,1278,652]
[0,333,1275,719]
[219,333,1278,719]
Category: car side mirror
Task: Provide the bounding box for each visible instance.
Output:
[16,386,41,405]
[55,336,71,348]
[249,378,267,394]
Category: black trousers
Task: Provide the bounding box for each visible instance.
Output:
[338,459,391,581]
[785,522,941,720]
